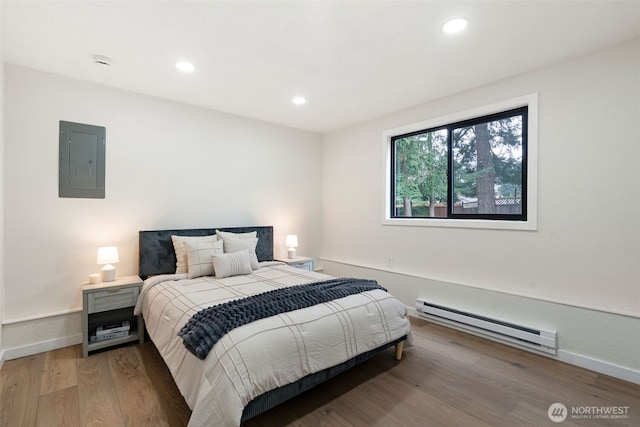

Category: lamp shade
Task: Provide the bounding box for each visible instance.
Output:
[285,235,298,248]
[97,246,119,282]
[97,246,119,265]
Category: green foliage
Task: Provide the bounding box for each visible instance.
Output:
[394,131,448,210]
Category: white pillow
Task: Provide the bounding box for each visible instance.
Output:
[171,234,218,274]
[215,230,257,240]
[212,250,252,279]
[221,237,259,270]
[185,239,224,279]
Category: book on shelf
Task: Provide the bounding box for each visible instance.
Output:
[90,329,130,343]
[96,320,130,336]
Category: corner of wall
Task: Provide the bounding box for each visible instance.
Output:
[1,0,6,360]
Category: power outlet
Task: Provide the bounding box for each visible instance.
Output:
[387,256,394,267]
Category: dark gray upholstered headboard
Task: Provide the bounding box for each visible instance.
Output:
[138,226,274,279]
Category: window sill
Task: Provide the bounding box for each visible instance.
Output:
[382,217,537,231]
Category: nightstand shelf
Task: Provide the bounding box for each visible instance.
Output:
[82,275,144,357]
[275,256,315,271]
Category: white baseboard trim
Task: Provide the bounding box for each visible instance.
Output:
[408,309,640,385]
[0,349,5,370]
[3,334,82,361]
[558,350,640,385]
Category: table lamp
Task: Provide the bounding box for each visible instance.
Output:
[97,246,119,282]
[285,235,298,259]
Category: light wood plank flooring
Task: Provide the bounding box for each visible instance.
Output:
[2,317,638,426]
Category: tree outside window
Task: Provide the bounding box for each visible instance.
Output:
[392,107,527,221]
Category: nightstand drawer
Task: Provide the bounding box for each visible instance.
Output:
[87,286,139,314]
[289,260,313,271]
[275,256,315,271]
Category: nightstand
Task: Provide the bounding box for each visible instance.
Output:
[275,256,315,271]
[81,275,144,357]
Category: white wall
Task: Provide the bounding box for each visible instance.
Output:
[0,1,5,365]
[2,65,323,354]
[322,38,640,379]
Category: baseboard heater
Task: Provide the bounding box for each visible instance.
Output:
[416,299,557,355]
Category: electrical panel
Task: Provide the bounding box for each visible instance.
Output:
[59,121,106,198]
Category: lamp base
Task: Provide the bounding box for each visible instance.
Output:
[287,248,297,259]
[102,265,116,282]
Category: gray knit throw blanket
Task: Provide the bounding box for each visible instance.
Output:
[178,278,386,359]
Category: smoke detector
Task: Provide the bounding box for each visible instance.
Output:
[92,55,113,66]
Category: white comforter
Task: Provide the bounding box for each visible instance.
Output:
[134,262,412,426]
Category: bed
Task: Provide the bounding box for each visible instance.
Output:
[135,226,412,426]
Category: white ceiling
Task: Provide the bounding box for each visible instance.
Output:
[3,1,640,134]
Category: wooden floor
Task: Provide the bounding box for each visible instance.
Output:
[2,317,638,426]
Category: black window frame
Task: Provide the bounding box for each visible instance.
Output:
[390,106,528,221]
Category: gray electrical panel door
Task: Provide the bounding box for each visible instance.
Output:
[59,121,106,198]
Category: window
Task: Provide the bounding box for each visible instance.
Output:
[383,94,537,230]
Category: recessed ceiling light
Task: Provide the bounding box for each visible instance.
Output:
[175,61,196,72]
[292,96,306,105]
[442,18,469,34]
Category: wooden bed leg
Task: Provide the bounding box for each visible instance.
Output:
[394,341,404,361]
